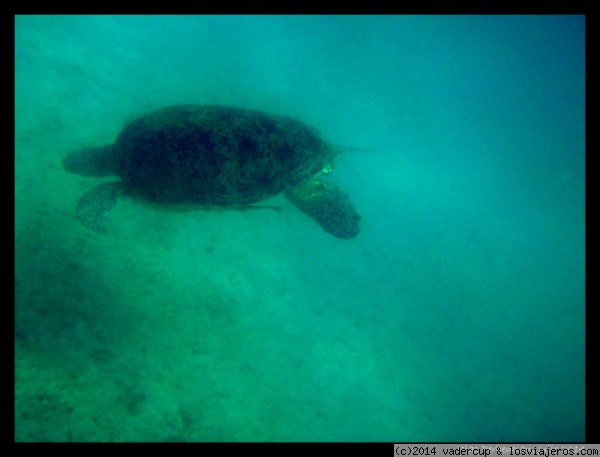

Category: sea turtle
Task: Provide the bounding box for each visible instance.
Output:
[62,104,360,239]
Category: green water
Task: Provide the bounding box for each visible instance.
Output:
[14,15,585,442]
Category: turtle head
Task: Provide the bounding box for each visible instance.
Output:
[62,145,115,177]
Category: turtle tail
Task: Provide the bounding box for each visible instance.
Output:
[62,145,115,177]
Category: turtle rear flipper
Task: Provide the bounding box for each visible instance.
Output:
[285,177,360,239]
[75,182,124,233]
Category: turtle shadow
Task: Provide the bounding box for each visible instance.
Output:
[15,220,141,372]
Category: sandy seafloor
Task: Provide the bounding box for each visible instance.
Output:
[14,15,585,442]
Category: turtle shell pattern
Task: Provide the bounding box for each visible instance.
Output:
[111,105,336,207]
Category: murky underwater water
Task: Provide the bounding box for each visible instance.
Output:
[14,15,585,442]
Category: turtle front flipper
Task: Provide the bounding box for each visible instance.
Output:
[285,177,360,239]
[75,182,124,233]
